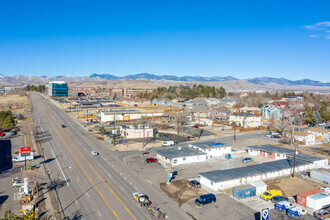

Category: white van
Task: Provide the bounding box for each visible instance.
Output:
[162,141,175,147]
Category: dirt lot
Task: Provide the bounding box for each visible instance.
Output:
[0,94,32,114]
[265,176,326,197]
[160,180,208,206]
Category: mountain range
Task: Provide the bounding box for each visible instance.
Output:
[0,73,329,87]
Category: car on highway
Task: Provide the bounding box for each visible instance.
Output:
[271,196,289,203]
[189,180,201,188]
[91,150,99,156]
[242,157,254,163]
[61,124,66,128]
[146,158,158,163]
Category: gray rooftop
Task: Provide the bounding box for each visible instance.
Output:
[293,154,326,163]
[190,142,230,150]
[102,109,141,115]
[155,147,206,159]
[248,144,295,154]
[199,158,312,183]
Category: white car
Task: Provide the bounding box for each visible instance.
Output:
[91,151,99,156]
[13,180,23,187]
[320,186,330,192]
[162,141,175,147]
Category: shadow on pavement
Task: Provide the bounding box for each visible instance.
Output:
[0,140,12,172]
[0,195,9,206]
[39,158,55,164]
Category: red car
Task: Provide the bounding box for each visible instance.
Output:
[146,158,158,163]
[0,132,4,137]
[193,125,199,128]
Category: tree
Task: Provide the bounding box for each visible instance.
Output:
[304,106,315,124]
[113,93,117,100]
[99,127,106,135]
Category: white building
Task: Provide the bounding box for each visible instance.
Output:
[294,131,315,146]
[229,112,262,128]
[199,154,327,191]
[308,127,330,142]
[120,125,154,139]
[155,147,207,166]
[247,144,296,160]
[189,142,231,158]
[195,118,213,126]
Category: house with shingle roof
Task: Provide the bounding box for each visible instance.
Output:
[308,127,330,142]
[294,131,315,146]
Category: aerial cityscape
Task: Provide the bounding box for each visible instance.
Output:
[0,1,329,220]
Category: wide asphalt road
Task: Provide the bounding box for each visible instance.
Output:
[30,93,190,220]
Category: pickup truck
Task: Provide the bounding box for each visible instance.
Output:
[12,153,34,163]
[133,192,152,207]
[287,207,307,218]
[275,201,295,212]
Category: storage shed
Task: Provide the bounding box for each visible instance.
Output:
[233,184,256,199]
[296,188,323,207]
[250,181,267,195]
[306,193,330,210]
[310,169,330,184]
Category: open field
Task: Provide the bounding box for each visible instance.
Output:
[0,94,32,114]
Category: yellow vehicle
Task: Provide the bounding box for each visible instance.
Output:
[20,194,32,204]
[260,190,282,201]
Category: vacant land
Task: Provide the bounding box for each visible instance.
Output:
[265,176,325,197]
[160,179,208,206]
[0,94,32,114]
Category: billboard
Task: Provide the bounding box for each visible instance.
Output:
[20,147,31,153]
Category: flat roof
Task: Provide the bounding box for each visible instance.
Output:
[199,158,312,183]
[155,147,206,159]
[247,145,295,154]
[102,110,141,115]
[293,154,327,163]
[190,141,230,150]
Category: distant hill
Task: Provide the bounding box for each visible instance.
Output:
[247,77,330,87]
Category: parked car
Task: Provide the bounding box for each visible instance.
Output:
[271,196,289,203]
[10,130,16,135]
[271,135,281,139]
[189,180,201,188]
[242,157,254,163]
[0,132,4,137]
[193,125,199,128]
[287,207,307,218]
[146,158,158,163]
[195,193,216,206]
[320,186,330,193]
[91,150,99,156]
[314,209,330,220]
[13,180,23,187]
[260,190,282,201]
[275,201,295,212]
[162,141,175,147]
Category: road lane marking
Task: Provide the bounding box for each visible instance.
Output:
[120,186,124,192]
[97,210,102,216]
[38,103,119,220]
[86,192,90,198]
[39,97,136,220]
[50,146,69,187]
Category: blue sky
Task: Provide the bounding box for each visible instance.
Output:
[0,0,329,81]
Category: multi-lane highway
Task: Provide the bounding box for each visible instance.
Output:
[30,93,190,220]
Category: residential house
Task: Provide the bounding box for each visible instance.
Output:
[122,98,150,106]
[186,106,210,118]
[240,107,261,115]
[293,131,315,146]
[229,112,262,128]
[261,105,282,120]
[195,118,213,126]
[192,98,209,106]
[152,98,173,106]
[285,95,304,102]
[308,127,330,142]
[219,98,237,108]
[210,106,231,122]
[272,101,287,108]
[206,98,221,106]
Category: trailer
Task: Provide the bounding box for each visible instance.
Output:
[12,153,34,163]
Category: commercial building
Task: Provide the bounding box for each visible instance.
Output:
[99,110,163,123]
[306,193,330,210]
[247,144,296,160]
[68,86,97,98]
[46,81,68,97]
[199,154,327,191]
[120,125,154,139]
[155,147,207,166]
[310,168,330,184]
[189,142,231,158]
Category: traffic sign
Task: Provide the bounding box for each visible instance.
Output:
[20,147,31,153]
[85,110,89,115]
[260,208,269,220]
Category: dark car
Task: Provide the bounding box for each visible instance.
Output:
[271,196,289,203]
[314,209,330,220]
[242,157,254,163]
[189,180,201,188]
[195,193,216,206]
[146,158,158,163]
[61,124,66,128]
[271,135,281,139]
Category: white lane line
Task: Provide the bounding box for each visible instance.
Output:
[120,186,124,191]
[50,147,69,187]
[75,200,78,205]
[134,187,137,190]
[86,192,90,198]
[165,215,168,218]
[124,177,127,180]
[146,180,153,185]
[130,182,132,185]
[108,174,112,178]
[135,203,141,208]
[119,173,122,176]
[97,210,102,216]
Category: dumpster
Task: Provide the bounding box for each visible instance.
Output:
[233,184,256,199]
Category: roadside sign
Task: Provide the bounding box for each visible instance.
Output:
[260,208,269,220]
[165,168,174,172]
[139,148,145,152]
[20,147,31,153]
[85,110,89,115]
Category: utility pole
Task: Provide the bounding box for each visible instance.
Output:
[113,113,116,146]
[292,144,297,177]
[142,116,146,148]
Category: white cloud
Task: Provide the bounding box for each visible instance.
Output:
[304,21,330,39]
